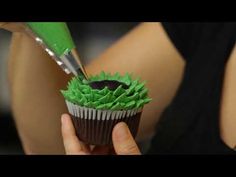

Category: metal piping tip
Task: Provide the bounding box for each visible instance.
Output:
[75,68,88,78]
[71,48,88,79]
[23,23,88,78]
[60,49,88,79]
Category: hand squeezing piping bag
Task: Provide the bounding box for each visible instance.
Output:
[25,22,88,79]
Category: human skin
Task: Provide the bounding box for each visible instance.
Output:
[5,22,185,154]
[2,22,236,154]
[61,114,141,155]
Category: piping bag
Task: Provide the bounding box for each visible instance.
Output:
[24,22,127,90]
[25,22,88,79]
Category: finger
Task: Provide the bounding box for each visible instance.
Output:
[61,114,89,155]
[112,122,141,155]
[63,114,90,153]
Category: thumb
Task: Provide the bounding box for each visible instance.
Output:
[112,122,141,155]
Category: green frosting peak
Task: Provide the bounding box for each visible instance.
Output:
[61,71,151,110]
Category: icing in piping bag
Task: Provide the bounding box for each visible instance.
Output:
[25,22,88,78]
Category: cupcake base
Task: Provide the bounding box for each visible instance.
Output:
[65,100,142,146]
[71,112,141,146]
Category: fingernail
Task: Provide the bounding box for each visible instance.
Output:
[115,122,129,141]
[61,114,68,124]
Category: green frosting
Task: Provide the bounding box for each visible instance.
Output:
[26,22,75,57]
[61,71,151,110]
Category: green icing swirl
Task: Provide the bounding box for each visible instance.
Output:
[61,71,151,110]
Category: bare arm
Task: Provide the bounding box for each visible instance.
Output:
[220,44,236,149]
[7,22,185,154]
[85,23,185,140]
[8,33,71,154]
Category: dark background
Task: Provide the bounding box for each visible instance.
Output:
[0,22,153,154]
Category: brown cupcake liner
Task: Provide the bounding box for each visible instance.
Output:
[65,100,142,146]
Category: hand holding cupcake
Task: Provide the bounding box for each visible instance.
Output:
[61,114,141,155]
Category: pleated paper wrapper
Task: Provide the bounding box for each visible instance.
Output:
[65,100,142,146]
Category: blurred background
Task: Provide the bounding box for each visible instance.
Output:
[0,22,151,154]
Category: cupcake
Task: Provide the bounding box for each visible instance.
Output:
[61,71,151,146]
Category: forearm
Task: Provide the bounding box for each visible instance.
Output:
[220,44,236,148]
[8,32,71,154]
[8,23,185,154]
[86,23,185,140]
